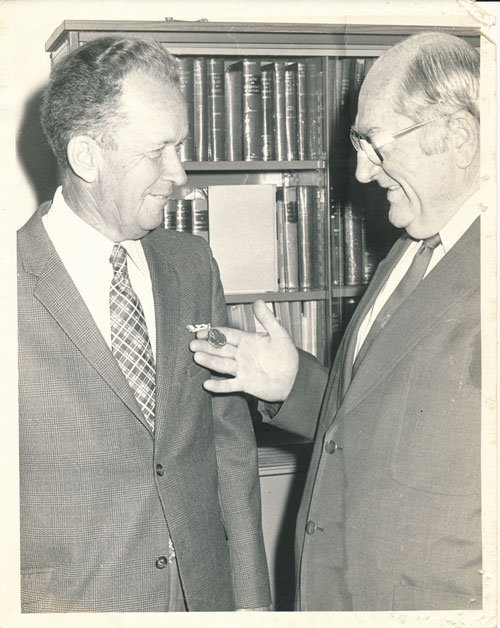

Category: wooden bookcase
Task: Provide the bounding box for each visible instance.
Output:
[45,20,479,609]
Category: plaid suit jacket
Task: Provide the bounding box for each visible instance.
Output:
[18,203,271,612]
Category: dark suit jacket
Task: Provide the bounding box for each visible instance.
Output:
[18,203,271,612]
[272,219,481,611]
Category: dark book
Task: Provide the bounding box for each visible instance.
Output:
[175,199,192,233]
[306,58,324,159]
[276,185,299,291]
[284,63,298,161]
[297,186,314,291]
[164,199,177,230]
[330,201,344,286]
[343,199,363,285]
[191,191,209,242]
[177,57,195,162]
[272,61,287,161]
[242,59,263,161]
[296,61,307,161]
[207,58,225,161]
[224,62,243,161]
[261,63,274,161]
[193,58,208,161]
[313,186,327,290]
[349,58,366,124]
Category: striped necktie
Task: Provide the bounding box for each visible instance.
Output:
[109,244,156,431]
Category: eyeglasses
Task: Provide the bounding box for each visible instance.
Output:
[350,115,446,165]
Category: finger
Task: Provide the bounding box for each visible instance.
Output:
[253,300,290,340]
[195,326,245,347]
[189,339,238,359]
[193,351,238,376]
[203,376,243,394]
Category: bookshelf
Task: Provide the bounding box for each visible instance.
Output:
[45,21,479,609]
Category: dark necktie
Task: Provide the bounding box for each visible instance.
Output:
[109,244,156,431]
[352,233,441,374]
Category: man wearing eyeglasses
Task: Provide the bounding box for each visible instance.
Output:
[190,32,482,611]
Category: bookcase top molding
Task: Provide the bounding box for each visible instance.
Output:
[45,19,480,54]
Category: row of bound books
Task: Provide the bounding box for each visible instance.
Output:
[177,56,324,162]
[164,183,327,294]
[227,301,327,364]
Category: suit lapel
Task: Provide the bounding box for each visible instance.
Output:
[142,233,182,435]
[20,207,150,430]
[341,218,480,416]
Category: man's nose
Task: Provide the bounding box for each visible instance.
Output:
[161,150,187,187]
[355,150,380,184]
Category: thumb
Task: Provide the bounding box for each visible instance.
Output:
[253,300,289,339]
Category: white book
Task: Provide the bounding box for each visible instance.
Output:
[208,184,278,294]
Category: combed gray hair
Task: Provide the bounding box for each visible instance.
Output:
[41,37,181,167]
[378,32,480,154]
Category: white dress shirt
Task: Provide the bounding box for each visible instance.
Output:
[43,187,157,358]
[354,190,482,361]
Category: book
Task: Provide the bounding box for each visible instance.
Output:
[261,63,274,161]
[313,186,327,290]
[343,199,363,285]
[330,201,344,286]
[193,58,208,161]
[164,199,177,230]
[272,61,287,161]
[207,58,225,161]
[224,62,243,161]
[276,185,299,292]
[208,184,278,293]
[175,199,192,233]
[306,58,324,159]
[284,63,298,161]
[177,57,195,161]
[191,190,209,242]
[297,186,314,290]
[296,61,307,161]
[242,59,263,161]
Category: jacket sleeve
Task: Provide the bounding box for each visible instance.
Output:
[266,349,329,441]
[208,252,272,610]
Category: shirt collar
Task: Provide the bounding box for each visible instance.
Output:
[438,188,482,253]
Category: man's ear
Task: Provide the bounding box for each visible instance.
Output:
[66,135,101,183]
[448,110,479,169]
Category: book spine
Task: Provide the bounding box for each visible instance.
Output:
[177,57,195,162]
[296,61,307,161]
[164,199,177,230]
[273,62,287,161]
[297,186,314,290]
[306,58,324,159]
[207,58,225,161]
[313,186,327,290]
[242,59,263,161]
[224,63,243,161]
[349,58,366,124]
[175,199,193,233]
[192,194,209,242]
[278,185,299,291]
[193,58,208,161]
[261,64,274,161]
[284,63,298,161]
[330,201,344,286]
[343,200,363,285]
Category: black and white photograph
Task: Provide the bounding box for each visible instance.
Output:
[1,0,497,626]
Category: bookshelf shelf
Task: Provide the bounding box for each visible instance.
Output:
[183,160,325,172]
[225,290,328,304]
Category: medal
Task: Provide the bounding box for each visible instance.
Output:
[187,323,227,348]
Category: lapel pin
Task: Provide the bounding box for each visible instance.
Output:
[186,323,227,348]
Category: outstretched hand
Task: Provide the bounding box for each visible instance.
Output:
[189,300,299,402]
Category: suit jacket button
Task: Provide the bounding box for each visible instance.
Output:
[156,556,168,569]
[306,520,317,535]
[324,440,338,454]
[156,463,164,476]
